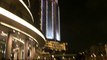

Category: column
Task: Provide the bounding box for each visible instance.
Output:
[18,48,22,59]
[13,52,17,60]
[30,47,36,60]
[24,40,29,60]
[5,32,13,60]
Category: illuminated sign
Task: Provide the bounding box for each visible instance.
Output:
[45,41,67,51]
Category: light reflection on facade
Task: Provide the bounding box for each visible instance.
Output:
[41,0,60,41]
[46,0,54,39]
[19,0,34,22]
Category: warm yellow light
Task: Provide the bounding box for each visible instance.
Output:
[13,36,24,44]
[0,22,39,44]
[0,7,46,41]
[1,31,8,37]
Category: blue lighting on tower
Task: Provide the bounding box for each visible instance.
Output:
[41,0,60,41]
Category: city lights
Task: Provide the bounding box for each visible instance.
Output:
[0,22,39,44]
[0,7,46,41]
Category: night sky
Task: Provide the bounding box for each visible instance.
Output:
[59,0,107,53]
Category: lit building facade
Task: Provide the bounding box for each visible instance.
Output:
[41,0,61,41]
[0,0,46,60]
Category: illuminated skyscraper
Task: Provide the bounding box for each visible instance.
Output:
[41,0,60,41]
